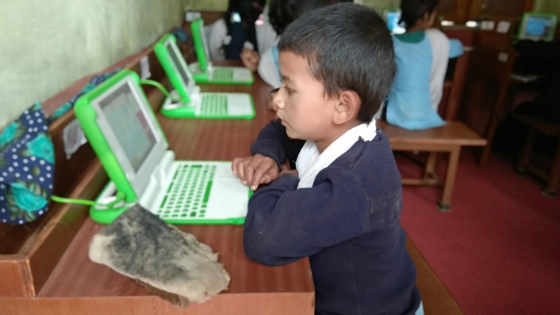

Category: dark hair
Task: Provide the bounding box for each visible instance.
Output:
[278,3,396,122]
[400,0,439,30]
[225,0,266,33]
[269,0,352,35]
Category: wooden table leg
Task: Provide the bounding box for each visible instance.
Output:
[544,138,560,197]
[424,152,438,180]
[517,128,537,174]
[479,55,516,167]
[438,146,461,211]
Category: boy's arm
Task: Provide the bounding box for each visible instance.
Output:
[250,119,305,169]
[449,39,464,59]
[243,169,370,266]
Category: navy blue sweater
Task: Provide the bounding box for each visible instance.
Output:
[244,120,421,315]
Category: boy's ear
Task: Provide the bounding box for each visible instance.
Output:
[428,11,437,25]
[333,90,361,125]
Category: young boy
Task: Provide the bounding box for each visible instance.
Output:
[232,3,422,315]
[385,0,463,130]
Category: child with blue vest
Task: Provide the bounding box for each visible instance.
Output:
[232,3,422,314]
[241,0,352,89]
[386,0,463,130]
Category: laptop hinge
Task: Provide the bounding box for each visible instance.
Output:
[139,151,175,209]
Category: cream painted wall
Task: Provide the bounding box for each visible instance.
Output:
[0,0,188,128]
[534,0,560,16]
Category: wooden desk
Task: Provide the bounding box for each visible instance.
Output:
[0,61,464,315]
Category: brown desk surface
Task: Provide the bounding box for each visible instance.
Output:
[1,61,464,315]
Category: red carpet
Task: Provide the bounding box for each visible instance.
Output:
[398,150,560,315]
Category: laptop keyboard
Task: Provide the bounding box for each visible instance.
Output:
[201,94,227,116]
[156,164,217,220]
[211,67,233,81]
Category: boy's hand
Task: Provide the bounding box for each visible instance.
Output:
[232,154,279,191]
[240,48,259,71]
[279,165,298,178]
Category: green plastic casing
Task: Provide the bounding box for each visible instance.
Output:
[191,66,254,85]
[160,95,256,120]
[154,34,191,105]
[191,18,209,72]
[155,34,255,119]
[190,18,254,85]
[74,70,168,224]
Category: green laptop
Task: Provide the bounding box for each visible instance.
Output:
[154,34,255,119]
[74,70,250,225]
[189,18,254,85]
[517,13,557,42]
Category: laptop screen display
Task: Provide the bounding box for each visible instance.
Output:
[166,41,190,88]
[524,16,554,37]
[99,83,156,171]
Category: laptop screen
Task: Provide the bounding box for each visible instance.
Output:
[519,14,557,42]
[166,41,190,88]
[99,83,156,171]
[524,16,554,37]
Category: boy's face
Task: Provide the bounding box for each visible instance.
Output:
[273,52,337,141]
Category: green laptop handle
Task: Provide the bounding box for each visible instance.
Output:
[74,69,167,224]
[191,18,209,72]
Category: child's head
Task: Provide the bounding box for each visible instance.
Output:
[400,0,438,30]
[274,3,394,140]
[269,0,352,35]
[225,0,266,31]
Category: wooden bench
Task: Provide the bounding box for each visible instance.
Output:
[379,120,487,211]
[379,48,487,211]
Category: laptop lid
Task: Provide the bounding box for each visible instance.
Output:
[154,34,197,104]
[518,13,557,42]
[75,70,168,202]
[191,18,212,72]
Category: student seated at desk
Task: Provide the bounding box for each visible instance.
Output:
[232,4,422,315]
[385,0,463,130]
[240,0,352,89]
[206,0,266,60]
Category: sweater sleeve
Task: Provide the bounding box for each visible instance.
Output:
[250,119,304,169]
[243,168,370,266]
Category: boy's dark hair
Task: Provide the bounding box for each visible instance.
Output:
[400,0,439,30]
[278,3,395,122]
[269,0,352,35]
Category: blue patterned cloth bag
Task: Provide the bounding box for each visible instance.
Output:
[172,27,189,44]
[0,103,55,225]
[1,70,120,225]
